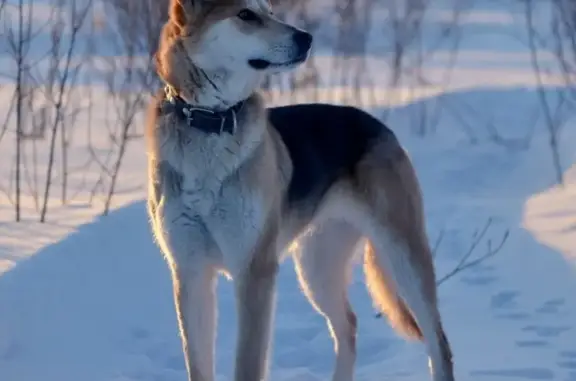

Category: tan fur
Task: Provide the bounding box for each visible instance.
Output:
[354,139,453,374]
[357,139,439,308]
[363,240,423,340]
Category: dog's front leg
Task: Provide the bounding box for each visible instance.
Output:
[161,212,219,381]
[172,264,217,381]
[234,221,279,381]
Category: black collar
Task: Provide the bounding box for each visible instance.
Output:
[163,87,244,135]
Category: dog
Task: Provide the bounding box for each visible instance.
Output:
[146,0,455,380]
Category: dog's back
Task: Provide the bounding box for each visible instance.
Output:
[268,104,406,225]
[269,104,392,205]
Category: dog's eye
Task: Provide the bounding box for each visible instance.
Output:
[237,9,260,23]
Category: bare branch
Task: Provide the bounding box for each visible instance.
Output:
[39,0,93,222]
[436,219,510,285]
[524,0,565,186]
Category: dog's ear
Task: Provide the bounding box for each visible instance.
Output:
[155,22,180,86]
[169,0,200,33]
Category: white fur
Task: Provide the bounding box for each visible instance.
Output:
[156,109,265,217]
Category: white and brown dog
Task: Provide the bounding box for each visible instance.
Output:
[146,0,454,380]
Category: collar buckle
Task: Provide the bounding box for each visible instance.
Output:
[163,85,243,136]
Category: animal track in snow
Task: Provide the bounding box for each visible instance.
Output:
[535,298,566,315]
[491,290,520,309]
[521,325,572,338]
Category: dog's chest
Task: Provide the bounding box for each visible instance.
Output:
[203,138,289,274]
[208,178,268,263]
[170,130,243,178]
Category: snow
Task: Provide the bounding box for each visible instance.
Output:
[1,2,576,381]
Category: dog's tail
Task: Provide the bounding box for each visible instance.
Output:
[363,240,423,340]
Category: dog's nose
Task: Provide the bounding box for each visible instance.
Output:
[293,31,313,52]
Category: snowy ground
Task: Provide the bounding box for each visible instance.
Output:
[1,2,576,381]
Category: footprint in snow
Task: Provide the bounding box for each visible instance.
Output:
[521,325,572,338]
[558,351,576,372]
[515,340,549,348]
[490,290,520,310]
[461,275,498,286]
[535,298,565,315]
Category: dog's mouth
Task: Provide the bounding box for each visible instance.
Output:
[248,53,308,70]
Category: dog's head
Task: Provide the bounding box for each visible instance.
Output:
[157,0,313,87]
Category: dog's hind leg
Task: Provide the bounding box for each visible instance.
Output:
[354,141,454,381]
[293,221,360,381]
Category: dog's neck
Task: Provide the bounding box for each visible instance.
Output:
[177,65,264,112]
